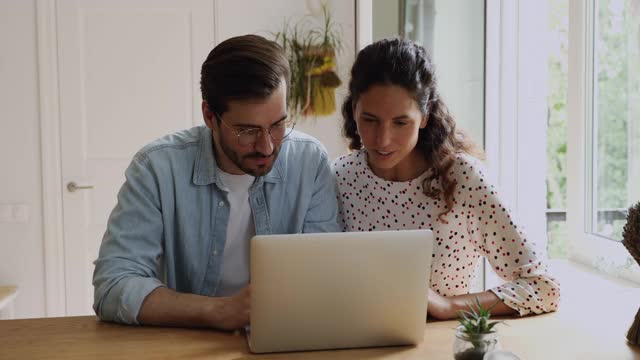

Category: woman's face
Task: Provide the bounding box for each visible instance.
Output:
[354,84,427,180]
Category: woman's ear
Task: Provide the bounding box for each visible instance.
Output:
[351,100,359,130]
[420,113,428,129]
[419,100,432,129]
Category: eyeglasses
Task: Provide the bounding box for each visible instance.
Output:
[215,112,296,146]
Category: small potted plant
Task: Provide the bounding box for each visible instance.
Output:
[453,298,504,360]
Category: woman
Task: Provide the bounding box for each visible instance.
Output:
[333,38,560,319]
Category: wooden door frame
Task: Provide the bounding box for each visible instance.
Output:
[37,0,218,317]
[355,0,372,51]
[36,0,67,317]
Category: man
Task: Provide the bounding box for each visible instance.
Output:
[93,35,339,330]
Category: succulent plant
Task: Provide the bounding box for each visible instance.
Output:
[456,298,504,357]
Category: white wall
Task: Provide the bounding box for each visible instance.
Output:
[0,0,47,318]
[372,0,399,41]
[431,0,485,147]
[0,0,355,318]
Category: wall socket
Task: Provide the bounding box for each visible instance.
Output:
[0,204,29,223]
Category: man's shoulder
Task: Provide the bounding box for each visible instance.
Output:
[280,129,329,159]
[134,126,205,163]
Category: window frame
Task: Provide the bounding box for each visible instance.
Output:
[567,0,640,284]
[483,0,550,289]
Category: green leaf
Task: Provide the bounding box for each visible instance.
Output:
[456,296,506,335]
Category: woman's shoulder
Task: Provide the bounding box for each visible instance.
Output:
[449,153,489,182]
[331,149,367,174]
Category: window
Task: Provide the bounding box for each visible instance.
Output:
[546,0,569,259]
[567,0,640,283]
[590,0,640,240]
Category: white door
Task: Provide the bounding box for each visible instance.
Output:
[57,0,213,315]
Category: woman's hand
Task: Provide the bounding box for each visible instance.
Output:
[426,289,517,321]
[427,288,457,320]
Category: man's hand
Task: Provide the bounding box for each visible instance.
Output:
[137,285,251,330]
[213,285,251,331]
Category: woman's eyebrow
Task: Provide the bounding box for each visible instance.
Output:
[361,112,379,119]
[361,112,411,121]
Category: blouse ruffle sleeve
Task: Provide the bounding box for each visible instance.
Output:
[454,155,560,315]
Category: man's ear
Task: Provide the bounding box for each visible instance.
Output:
[202,101,214,129]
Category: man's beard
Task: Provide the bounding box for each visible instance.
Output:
[220,138,280,177]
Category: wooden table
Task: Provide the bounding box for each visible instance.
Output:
[1,263,639,359]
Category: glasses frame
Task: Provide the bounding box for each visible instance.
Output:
[214,111,296,146]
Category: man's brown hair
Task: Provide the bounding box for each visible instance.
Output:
[200,34,290,115]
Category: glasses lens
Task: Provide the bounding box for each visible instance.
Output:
[238,129,260,146]
[236,122,295,145]
[271,121,295,140]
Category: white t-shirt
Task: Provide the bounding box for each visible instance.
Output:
[216,169,255,297]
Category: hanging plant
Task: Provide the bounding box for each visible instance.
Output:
[274,5,343,119]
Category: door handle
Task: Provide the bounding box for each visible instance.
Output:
[67,182,94,192]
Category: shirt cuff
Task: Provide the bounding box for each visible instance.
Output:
[488,286,528,316]
[117,277,165,325]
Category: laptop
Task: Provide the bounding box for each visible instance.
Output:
[247,229,434,353]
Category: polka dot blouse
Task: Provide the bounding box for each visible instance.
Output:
[333,149,560,316]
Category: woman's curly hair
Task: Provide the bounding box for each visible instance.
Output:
[341,38,483,221]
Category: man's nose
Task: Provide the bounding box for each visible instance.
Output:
[254,129,274,155]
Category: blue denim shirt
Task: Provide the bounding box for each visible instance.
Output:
[93,125,339,324]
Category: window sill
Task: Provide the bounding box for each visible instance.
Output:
[549,259,639,302]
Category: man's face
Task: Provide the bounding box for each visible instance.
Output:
[203,79,288,177]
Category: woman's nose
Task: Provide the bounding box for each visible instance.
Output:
[375,124,393,148]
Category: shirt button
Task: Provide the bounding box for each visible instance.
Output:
[213,250,218,256]
[218,201,224,207]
